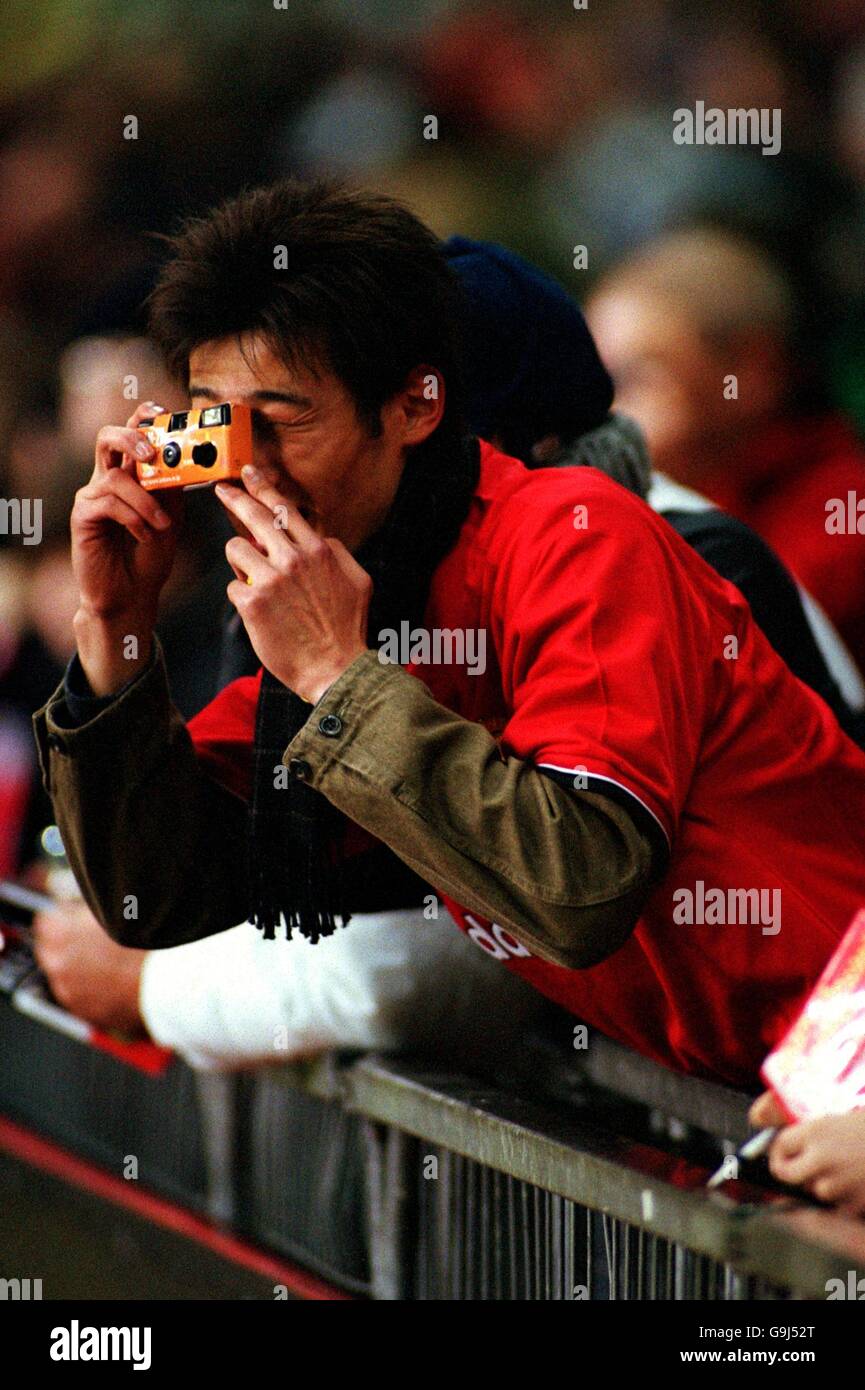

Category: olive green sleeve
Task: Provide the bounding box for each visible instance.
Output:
[285,649,660,969]
[32,639,659,966]
[31,638,249,949]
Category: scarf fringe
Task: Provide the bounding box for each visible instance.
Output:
[247,431,480,943]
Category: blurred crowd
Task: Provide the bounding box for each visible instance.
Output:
[3,0,865,874]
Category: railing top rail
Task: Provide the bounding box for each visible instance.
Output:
[319,1054,865,1296]
[263,1048,865,1296]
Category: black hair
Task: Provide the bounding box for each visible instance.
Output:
[147,178,466,440]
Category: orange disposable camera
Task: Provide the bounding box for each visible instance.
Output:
[134,403,253,490]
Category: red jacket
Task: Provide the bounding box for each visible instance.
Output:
[189,442,865,1087]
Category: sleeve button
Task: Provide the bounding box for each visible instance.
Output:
[318,714,343,737]
[47,733,66,753]
[287,758,312,781]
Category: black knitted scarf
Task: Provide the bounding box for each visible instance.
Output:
[247,428,481,943]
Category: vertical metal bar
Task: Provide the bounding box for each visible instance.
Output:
[451,1151,464,1300]
[545,1189,553,1295]
[437,1148,451,1301]
[532,1184,541,1299]
[636,1225,646,1299]
[446,1147,457,1301]
[492,1167,503,1301]
[601,1213,618,1300]
[480,1162,490,1300]
[193,1072,238,1225]
[564,1200,575,1301]
[464,1156,475,1300]
[551,1193,563,1300]
[417,1155,429,1302]
[361,1121,411,1300]
[520,1182,531,1299]
[508,1174,518,1301]
[622,1222,631,1301]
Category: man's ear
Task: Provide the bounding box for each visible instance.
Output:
[393,364,446,446]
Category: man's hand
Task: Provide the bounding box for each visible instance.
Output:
[216,465,372,703]
[70,401,184,695]
[33,902,148,1035]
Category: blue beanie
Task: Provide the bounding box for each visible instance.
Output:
[443,235,613,462]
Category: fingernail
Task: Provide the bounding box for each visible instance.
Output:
[242,465,259,481]
[149,404,166,413]
[135,441,153,459]
[153,511,171,529]
[214,483,230,498]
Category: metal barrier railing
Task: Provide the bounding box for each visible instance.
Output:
[323,1053,865,1300]
[4,991,865,1300]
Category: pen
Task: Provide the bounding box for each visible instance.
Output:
[706,1127,779,1188]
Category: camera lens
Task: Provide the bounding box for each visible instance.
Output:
[162,441,181,467]
[192,442,218,468]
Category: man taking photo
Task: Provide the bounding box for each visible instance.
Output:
[33,180,865,1088]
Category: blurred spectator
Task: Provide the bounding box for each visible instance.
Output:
[587,227,865,668]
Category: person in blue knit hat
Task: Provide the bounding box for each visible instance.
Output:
[444,233,865,747]
[442,235,614,463]
[443,234,651,494]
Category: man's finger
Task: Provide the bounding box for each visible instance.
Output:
[95,425,157,473]
[85,467,173,532]
[239,465,321,552]
[120,404,168,472]
[225,536,272,586]
[226,577,256,614]
[124,401,167,430]
[75,492,163,545]
[215,481,295,557]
